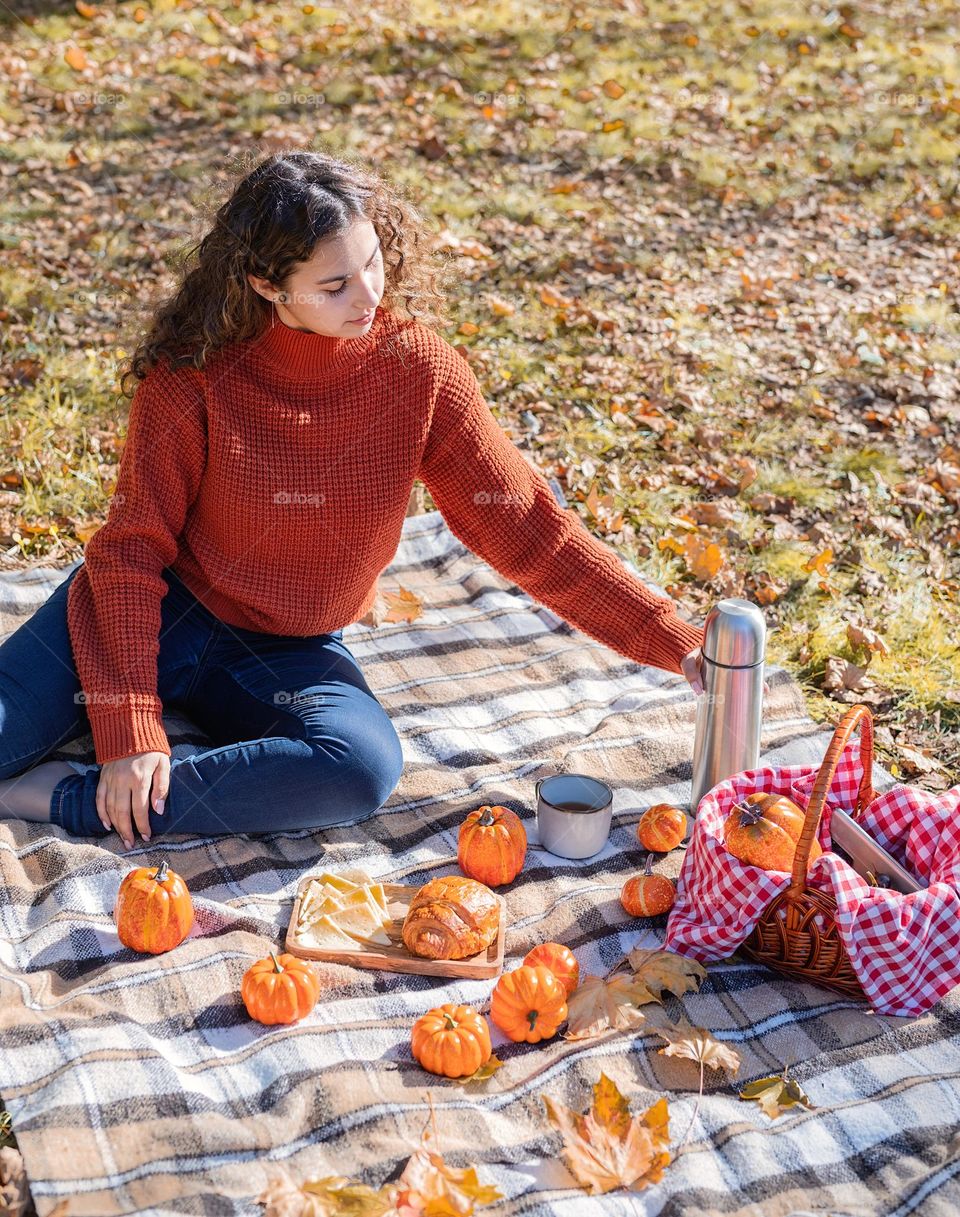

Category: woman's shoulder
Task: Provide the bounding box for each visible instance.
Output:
[374,309,463,379]
[131,352,208,421]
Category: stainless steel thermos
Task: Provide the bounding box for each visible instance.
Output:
[690,598,767,812]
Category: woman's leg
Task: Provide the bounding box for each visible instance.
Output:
[45,562,219,834]
[0,565,97,819]
[54,620,405,839]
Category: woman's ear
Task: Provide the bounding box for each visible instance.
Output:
[246,272,273,300]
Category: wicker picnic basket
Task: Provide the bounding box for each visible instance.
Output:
[737,703,877,998]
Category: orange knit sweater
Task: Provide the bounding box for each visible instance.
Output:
[66,307,706,764]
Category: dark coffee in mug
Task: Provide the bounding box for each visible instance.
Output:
[535,773,614,858]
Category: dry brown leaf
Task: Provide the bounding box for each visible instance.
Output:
[452,1054,505,1084]
[684,534,724,581]
[258,1169,395,1217]
[539,285,575,309]
[896,744,947,776]
[740,1071,816,1119]
[542,1073,670,1194]
[398,1120,502,1215]
[64,45,88,71]
[802,547,834,578]
[685,500,738,527]
[822,656,875,693]
[358,584,424,627]
[0,1147,32,1217]
[258,1106,501,1216]
[624,949,706,1000]
[563,973,655,1041]
[655,1026,742,1076]
[846,623,890,656]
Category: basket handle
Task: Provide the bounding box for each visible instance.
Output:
[788,703,876,898]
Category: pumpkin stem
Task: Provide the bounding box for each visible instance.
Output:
[734,801,765,827]
[477,806,496,827]
[527,1009,539,1029]
[442,1011,459,1029]
[269,950,284,973]
[154,859,169,884]
[644,853,655,876]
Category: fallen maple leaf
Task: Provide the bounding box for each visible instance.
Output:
[0,1147,31,1217]
[624,949,706,1001]
[258,1169,395,1217]
[655,1026,742,1076]
[399,1117,502,1215]
[452,1054,505,1084]
[563,972,654,1041]
[684,534,724,581]
[542,1073,670,1194]
[358,583,424,627]
[258,1102,502,1217]
[802,547,834,578]
[846,622,890,657]
[539,284,575,309]
[740,1070,816,1119]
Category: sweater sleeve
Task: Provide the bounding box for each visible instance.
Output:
[66,358,208,764]
[418,347,706,675]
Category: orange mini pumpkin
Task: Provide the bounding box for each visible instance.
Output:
[458,804,527,887]
[723,791,822,872]
[636,804,687,853]
[490,964,568,1043]
[114,858,194,954]
[523,942,580,997]
[620,855,676,917]
[241,950,321,1025]
[411,1003,492,1078]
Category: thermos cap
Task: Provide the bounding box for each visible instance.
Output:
[701,597,767,668]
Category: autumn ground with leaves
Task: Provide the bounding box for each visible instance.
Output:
[0,0,958,1197]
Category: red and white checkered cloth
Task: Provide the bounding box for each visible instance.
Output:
[664,736,960,1016]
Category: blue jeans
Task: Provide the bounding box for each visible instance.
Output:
[0,562,404,839]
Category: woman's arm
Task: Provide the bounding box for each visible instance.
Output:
[418,346,706,674]
[66,358,208,764]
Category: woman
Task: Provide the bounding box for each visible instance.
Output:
[0,150,706,851]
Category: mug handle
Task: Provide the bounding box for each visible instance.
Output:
[535,778,542,801]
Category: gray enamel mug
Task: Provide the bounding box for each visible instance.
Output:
[535,774,614,859]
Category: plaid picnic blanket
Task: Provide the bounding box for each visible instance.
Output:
[2,510,958,1217]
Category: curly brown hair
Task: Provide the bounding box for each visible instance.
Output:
[119,147,455,398]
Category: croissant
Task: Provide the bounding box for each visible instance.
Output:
[401,875,501,960]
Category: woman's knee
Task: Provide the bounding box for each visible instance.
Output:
[328,722,402,814]
[298,720,403,826]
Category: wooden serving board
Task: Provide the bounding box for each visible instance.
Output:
[283,878,506,979]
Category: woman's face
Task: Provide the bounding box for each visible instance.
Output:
[247,217,385,337]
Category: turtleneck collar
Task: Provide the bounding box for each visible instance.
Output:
[247,306,385,380]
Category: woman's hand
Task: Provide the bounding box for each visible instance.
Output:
[96,752,169,850]
[680,646,771,698]
[680,646,706,696]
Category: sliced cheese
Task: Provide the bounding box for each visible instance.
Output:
[365,882,389,915]
[296,870,393,943]
[301,875,390,920]
[316,868,374,891]
[302,887,380,926]
[328,900,392,946]
[296,914,362,950]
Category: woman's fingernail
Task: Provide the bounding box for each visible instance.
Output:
[156,798,164,816]
[144,833,151,842]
